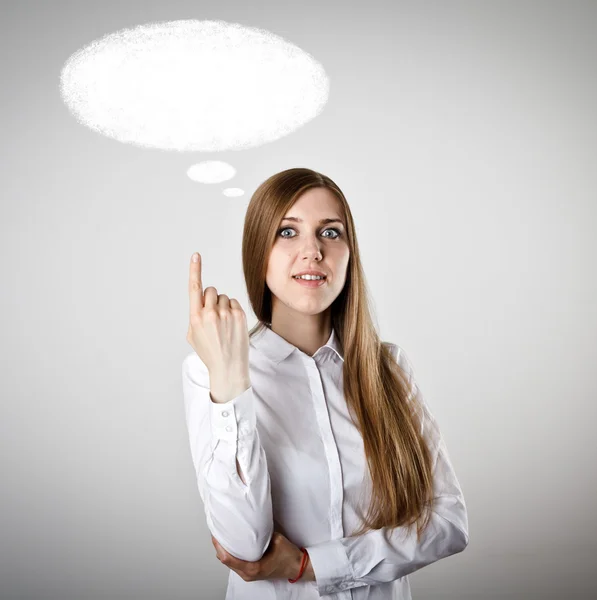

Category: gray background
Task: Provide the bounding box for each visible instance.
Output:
[1,0,596,598]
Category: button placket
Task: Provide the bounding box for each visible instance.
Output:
[304,356,345,539]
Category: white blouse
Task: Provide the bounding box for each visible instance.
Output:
[182,325,469,599]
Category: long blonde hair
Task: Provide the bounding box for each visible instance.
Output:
[241,167,435,540]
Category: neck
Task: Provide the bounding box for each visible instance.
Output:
[269,313,332,358]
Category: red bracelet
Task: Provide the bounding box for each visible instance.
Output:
[288,547,309,583]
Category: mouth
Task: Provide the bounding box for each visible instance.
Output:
[292,275,327,288]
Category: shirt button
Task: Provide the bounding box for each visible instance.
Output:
[225,425,233,432]
[221,411,229,417]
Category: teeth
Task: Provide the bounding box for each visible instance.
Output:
[295,275,325,280]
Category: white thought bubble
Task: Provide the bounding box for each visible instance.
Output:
[59,19,330,153]
[187,161,236,183]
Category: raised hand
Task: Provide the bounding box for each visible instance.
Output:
[186,252,250,396]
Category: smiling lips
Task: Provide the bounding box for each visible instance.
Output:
[293,276,327,288]
[293,270,327,278]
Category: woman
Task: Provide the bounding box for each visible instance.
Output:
[182,167,469,599]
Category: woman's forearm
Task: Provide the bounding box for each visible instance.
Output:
[209,376,251,484]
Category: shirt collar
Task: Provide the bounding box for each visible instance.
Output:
[250,324,344,364]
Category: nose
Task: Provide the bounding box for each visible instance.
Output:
[300,236,323,260]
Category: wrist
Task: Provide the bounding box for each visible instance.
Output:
[209,377,251,404]
[302,552,315,581]
[288,546,304,580]
[289,547,314,582]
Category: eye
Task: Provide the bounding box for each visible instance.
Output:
[277,227,341,239]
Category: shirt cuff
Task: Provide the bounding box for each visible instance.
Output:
[209,385,256,443]
[304,538,354,595]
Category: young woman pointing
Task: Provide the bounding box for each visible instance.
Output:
[182,167,469,599]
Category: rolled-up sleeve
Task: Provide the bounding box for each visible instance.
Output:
[305,347,469,596]
[182,352,273,562]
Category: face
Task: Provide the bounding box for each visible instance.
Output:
[265,187,350,320]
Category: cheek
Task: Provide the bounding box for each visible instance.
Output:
[267,254,293,281]
[266,249,288,273]
[265,269,292,298]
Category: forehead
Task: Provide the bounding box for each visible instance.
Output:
[282,187,343,221]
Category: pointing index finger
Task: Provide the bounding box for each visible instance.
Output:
[189,252,204,315]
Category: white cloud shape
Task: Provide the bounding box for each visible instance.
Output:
[222,188,245,197]
[59,19,330,152]
[187,160,236,183]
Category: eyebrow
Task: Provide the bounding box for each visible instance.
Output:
[281,217,345,226]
